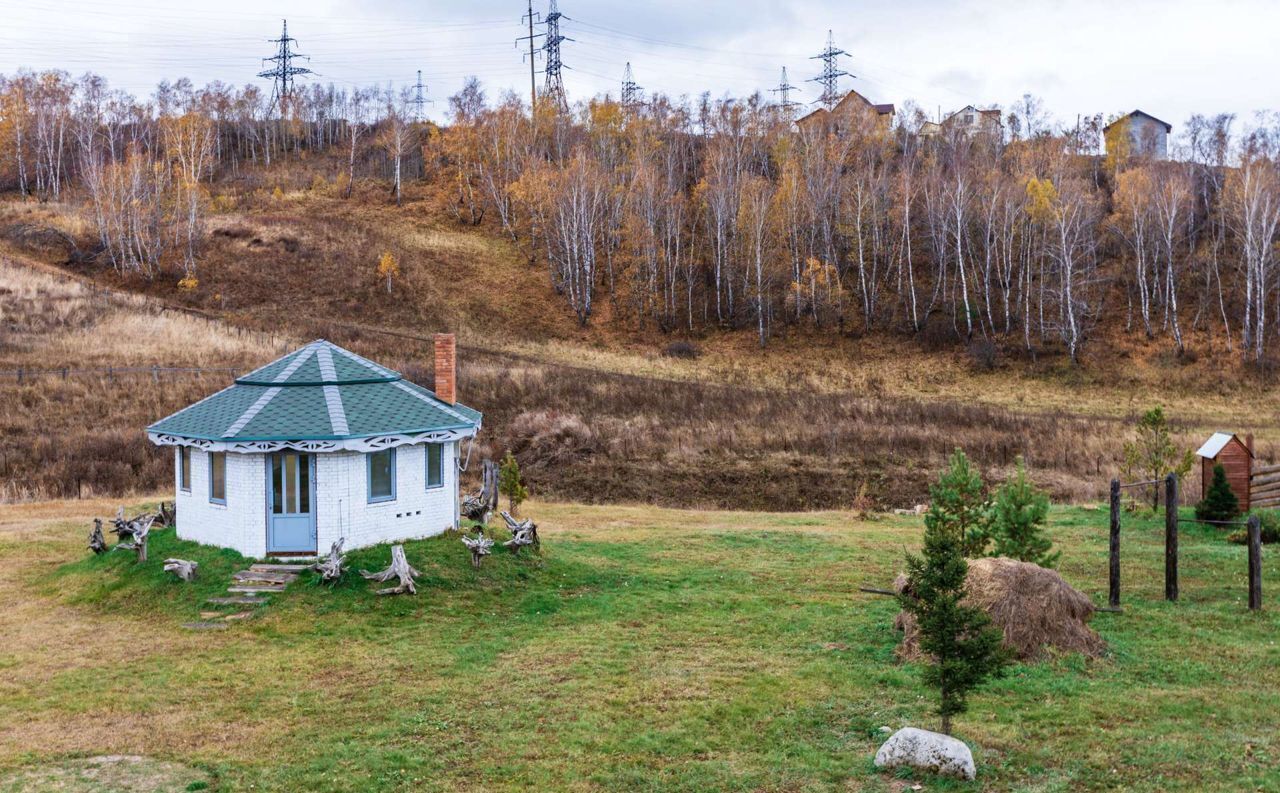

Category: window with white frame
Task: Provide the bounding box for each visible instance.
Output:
[368,448,396,503]
[179,446,191,492]
[209,451,227,504]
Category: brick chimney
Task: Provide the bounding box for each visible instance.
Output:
[433,333,456,405]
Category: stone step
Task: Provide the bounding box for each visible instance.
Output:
[231,578,291,590]
[222,611,254,621]
[182,621,229,631]
[206,596,268,606]
[250,563,312,572]
[233,570,296,583]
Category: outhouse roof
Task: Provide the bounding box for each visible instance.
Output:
[1196,432,1247,459]
[147,340,480,452]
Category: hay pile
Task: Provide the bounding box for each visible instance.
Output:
[893,557,1106,662]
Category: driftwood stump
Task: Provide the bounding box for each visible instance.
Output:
[360,545,420,595]
[114,515,154,563]
[501,511,539,549]
[163,558,198,581]
[461,459,500,524]
[314,539,346,584]
[156,501,176,529]
[88,519,108,555]
[461,533,494,568]
[504,530,535,555]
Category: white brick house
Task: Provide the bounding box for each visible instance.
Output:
[147,336,480,558]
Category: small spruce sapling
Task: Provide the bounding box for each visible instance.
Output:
[989,457,1059,568]
[927,449,992,558]
[903,461,1011,735]
[1195,463,1240,523]
[498,450,528,516]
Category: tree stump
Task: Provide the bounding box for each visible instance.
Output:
[504,529,535,555]
[360,544,420,595]
[501,511,539,548]
[88,519,108,555]
[314,539,346,584]
[163,558,198,581]
[114,516,154,563]
[461,533,494,568]
[156,501,176,529]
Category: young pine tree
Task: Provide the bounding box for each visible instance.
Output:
[498,450,529,516]
[927,449,992,558]
[1122,406,1194,510]
[989,457,1059,568]
[1195,464,1240,523]
[902,483,1011,735]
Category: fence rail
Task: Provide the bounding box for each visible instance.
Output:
[0,365,239,382]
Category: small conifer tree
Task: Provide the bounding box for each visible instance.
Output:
[927,449,992,558]
[498,450,528,516]
[903,459,1011,735]
[989,457,1058,568]
[1195,464,1239,523]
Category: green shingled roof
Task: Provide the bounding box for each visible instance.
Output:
[147,340,481,443]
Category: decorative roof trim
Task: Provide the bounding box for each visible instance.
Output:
[149,426,477,454]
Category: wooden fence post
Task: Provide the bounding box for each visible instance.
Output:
[1165,473,1179,602]
[1248,514,1262,611]
[1109,478,1121,608]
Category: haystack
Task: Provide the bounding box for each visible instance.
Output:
[893,557,1105,662]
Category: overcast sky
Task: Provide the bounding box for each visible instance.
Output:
[4,0,1277,131]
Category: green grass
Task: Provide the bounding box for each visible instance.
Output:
[1,502,1278,791]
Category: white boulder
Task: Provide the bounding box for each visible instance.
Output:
[873,727,976,781]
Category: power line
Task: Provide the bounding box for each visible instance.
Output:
[621,61,643,108]
[807,29,850,109]
[257,19,313,114]
[410,69,429,119]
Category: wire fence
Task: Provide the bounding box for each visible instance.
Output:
[0,365,240,383]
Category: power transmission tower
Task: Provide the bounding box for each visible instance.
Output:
[541,0,571,111]
[410,70,429,120]
[807,30,850,109]
[517,0,541,109]
[620,62,643,108]
[771,66,801,114]
[257,19,313,115]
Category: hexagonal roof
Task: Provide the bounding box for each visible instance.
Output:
[147,340,481,444]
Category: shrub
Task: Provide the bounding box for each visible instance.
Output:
[1196,463,1240,523]
[989,457,1058,568]
[498,450,528,515]
[1227,510,1280,545]
[968,338,997,371]
[661,340,701,359]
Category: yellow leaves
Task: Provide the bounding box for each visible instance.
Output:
[176,276,198,291]
[1024,177,1059,224]
[271,186,284,201]
[377,251,400,280]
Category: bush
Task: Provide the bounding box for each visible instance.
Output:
[968,339,997,371]
[661,340,701,359]
[1227,510,1280,545]
[1196,463,1240,523]
[988,457,1058,568]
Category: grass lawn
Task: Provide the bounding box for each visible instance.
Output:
[0,498,1277,791]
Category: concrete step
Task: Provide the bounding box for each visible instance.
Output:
[250,563,312,572]
[222,611,254,621]
[207,596,268,606]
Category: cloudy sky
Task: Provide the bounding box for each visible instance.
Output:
[4,0,1277,130]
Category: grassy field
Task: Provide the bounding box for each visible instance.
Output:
[0,498,1277,791]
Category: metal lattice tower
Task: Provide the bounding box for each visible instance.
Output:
[807,30,850,109]
[257,19,313,114]
[411,70,428,120]
[771,67,801,113]
[620,62,643,108]
[541,0,571,110]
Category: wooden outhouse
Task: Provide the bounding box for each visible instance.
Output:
[1195,432,1253,511]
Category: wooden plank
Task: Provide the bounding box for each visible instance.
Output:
[1249,471,1280,488]
[232,570,295,583]
[227,584,287,594]
[1251,463,1280,477]
[206,596,268,606]
[1250,497,1280,509]
[249,563,312,572]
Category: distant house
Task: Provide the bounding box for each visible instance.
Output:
[920,105,1002,139]
[796,89,895,136]
[147,336,481,558]
[1104,110,1172,160]
[1195,432,1253,510]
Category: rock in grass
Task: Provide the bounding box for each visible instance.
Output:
[874,727,975,781]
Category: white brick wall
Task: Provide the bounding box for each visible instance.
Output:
[173,441,460,559]
[173,448,267,558]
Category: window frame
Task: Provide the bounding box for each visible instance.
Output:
[209,451,227,505]
[425,443,444,490]
[367,448,397,504]
[178,446,191,493]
